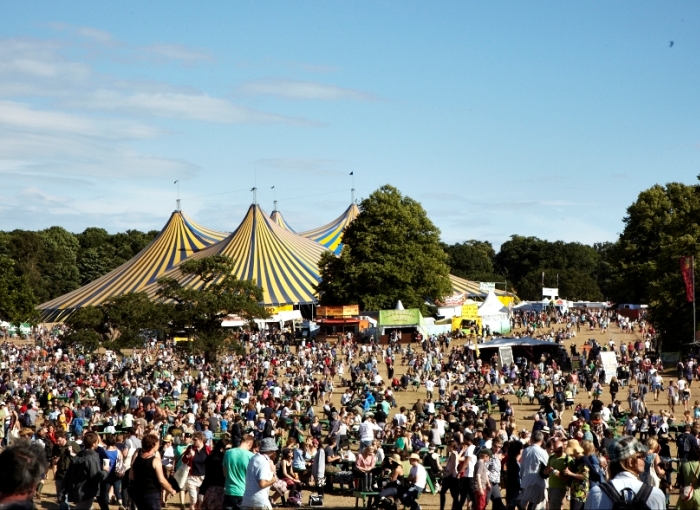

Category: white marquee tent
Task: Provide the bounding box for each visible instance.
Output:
[478,290,511,334]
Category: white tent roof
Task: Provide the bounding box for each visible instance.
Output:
[395,300,405,310]
[478,290,509,316]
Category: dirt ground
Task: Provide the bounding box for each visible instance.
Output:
[32,323,678,509]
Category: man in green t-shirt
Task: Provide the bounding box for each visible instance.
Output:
[545,439,574,510]
[223,434,254,510]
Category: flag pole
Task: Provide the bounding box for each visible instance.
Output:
[694,256,696,344]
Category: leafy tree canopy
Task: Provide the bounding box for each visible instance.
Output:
[64,292,169,352]
[442,240,504,283]
[317,185,452,313]
[609,181,700,344]
[0,255,39,324]
[156,255,269,362]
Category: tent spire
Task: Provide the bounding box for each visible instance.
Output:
[251,187,257,205]
[274,200,278,211]
[176,199,181,211]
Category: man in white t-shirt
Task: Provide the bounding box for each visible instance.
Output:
[425,379,435,399]
[404,453,427,510]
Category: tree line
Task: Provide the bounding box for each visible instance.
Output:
[1,180,698,347]
[0,227,158,323]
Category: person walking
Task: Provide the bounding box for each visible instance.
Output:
[241,437,279,510]
[129,433,177,510]
[65,431,110,510]
[223,434,254,510]
[546,439,574,510]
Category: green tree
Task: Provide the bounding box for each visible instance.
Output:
[317,185,452,313]
[64,293,169,351]
[38,226,81,300]
[442,240,504,282]
[495,235,603,300]
[156,255,268,362]
[0,255,39,324]
[610,182,700,345]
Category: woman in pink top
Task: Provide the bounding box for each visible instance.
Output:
[354,445,377,491]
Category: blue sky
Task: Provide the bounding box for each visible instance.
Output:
[1,2,698,247]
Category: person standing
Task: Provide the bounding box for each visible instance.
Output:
[584,436,665,509]
[473,449,493,510]
[223,434,254,510]
[182,431,210,510]
[241,437,279,510]
[546,439,574,510]
[516,431,549,510]
[440,441,461,510]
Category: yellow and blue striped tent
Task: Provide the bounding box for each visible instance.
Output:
[38,211,227,322]
[143,204,330,306]
[299,203,359,255]
[449,274,510,298]
[270,209,295,232]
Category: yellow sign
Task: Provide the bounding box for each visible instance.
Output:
[266,304,294,315]
[316,305,360,318]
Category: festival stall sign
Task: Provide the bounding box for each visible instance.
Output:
[378,308,427,336]
[498,346,514,369]
[571,355,581,370]
[265,304,294,315]
[316,305,360,318]
[451,302,483,332]
[598,351,618,384]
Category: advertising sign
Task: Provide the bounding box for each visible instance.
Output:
[498,346,514,369]
[316,305,360,318]
[379,309,421,326]
[479,282,496,292]
[542,287,558,298]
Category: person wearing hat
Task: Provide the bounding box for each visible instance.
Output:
[545,439,573,510]
[375,454,404,510]
[241,437,279,510]
[402,453,427,510]
[584,436,666,510]
[561,440,588,510]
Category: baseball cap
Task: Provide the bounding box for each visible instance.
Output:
[607,436,648,463]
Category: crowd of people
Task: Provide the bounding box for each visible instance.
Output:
[0,308,696,510]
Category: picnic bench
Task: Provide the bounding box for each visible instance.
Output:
[353,491,379,508]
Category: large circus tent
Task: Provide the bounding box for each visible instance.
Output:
[37,200,513,321]
[37,210,228,322]
[141,204,329,306]
[298,203,359,255]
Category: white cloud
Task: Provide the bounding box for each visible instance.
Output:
[65,89,312,124]
[0,100,161,140]
[239,78,378,101]
[140,44,214,65]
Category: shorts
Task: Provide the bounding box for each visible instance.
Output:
[186,475,205,501]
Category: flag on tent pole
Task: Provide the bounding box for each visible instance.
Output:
[349,171,353,175]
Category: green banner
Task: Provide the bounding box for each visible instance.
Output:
[379,309,422,327]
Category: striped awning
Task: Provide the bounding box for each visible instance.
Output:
[270,209,295,232]
[143,204,329,306]
[37,211,228,322]
[299,203,359,255]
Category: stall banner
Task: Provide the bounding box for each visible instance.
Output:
[598,351,618,384]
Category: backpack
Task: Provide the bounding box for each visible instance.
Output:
[598,482,653,510]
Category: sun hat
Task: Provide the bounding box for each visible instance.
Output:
[388,454,402,465]
[607,436,648,463]
[163,434,174,442]
[409,453,421,461]
[566,439,584,456]
[259,437,278,453]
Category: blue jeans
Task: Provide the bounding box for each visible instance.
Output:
[99,474,122,510]
[223,495,243,510]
